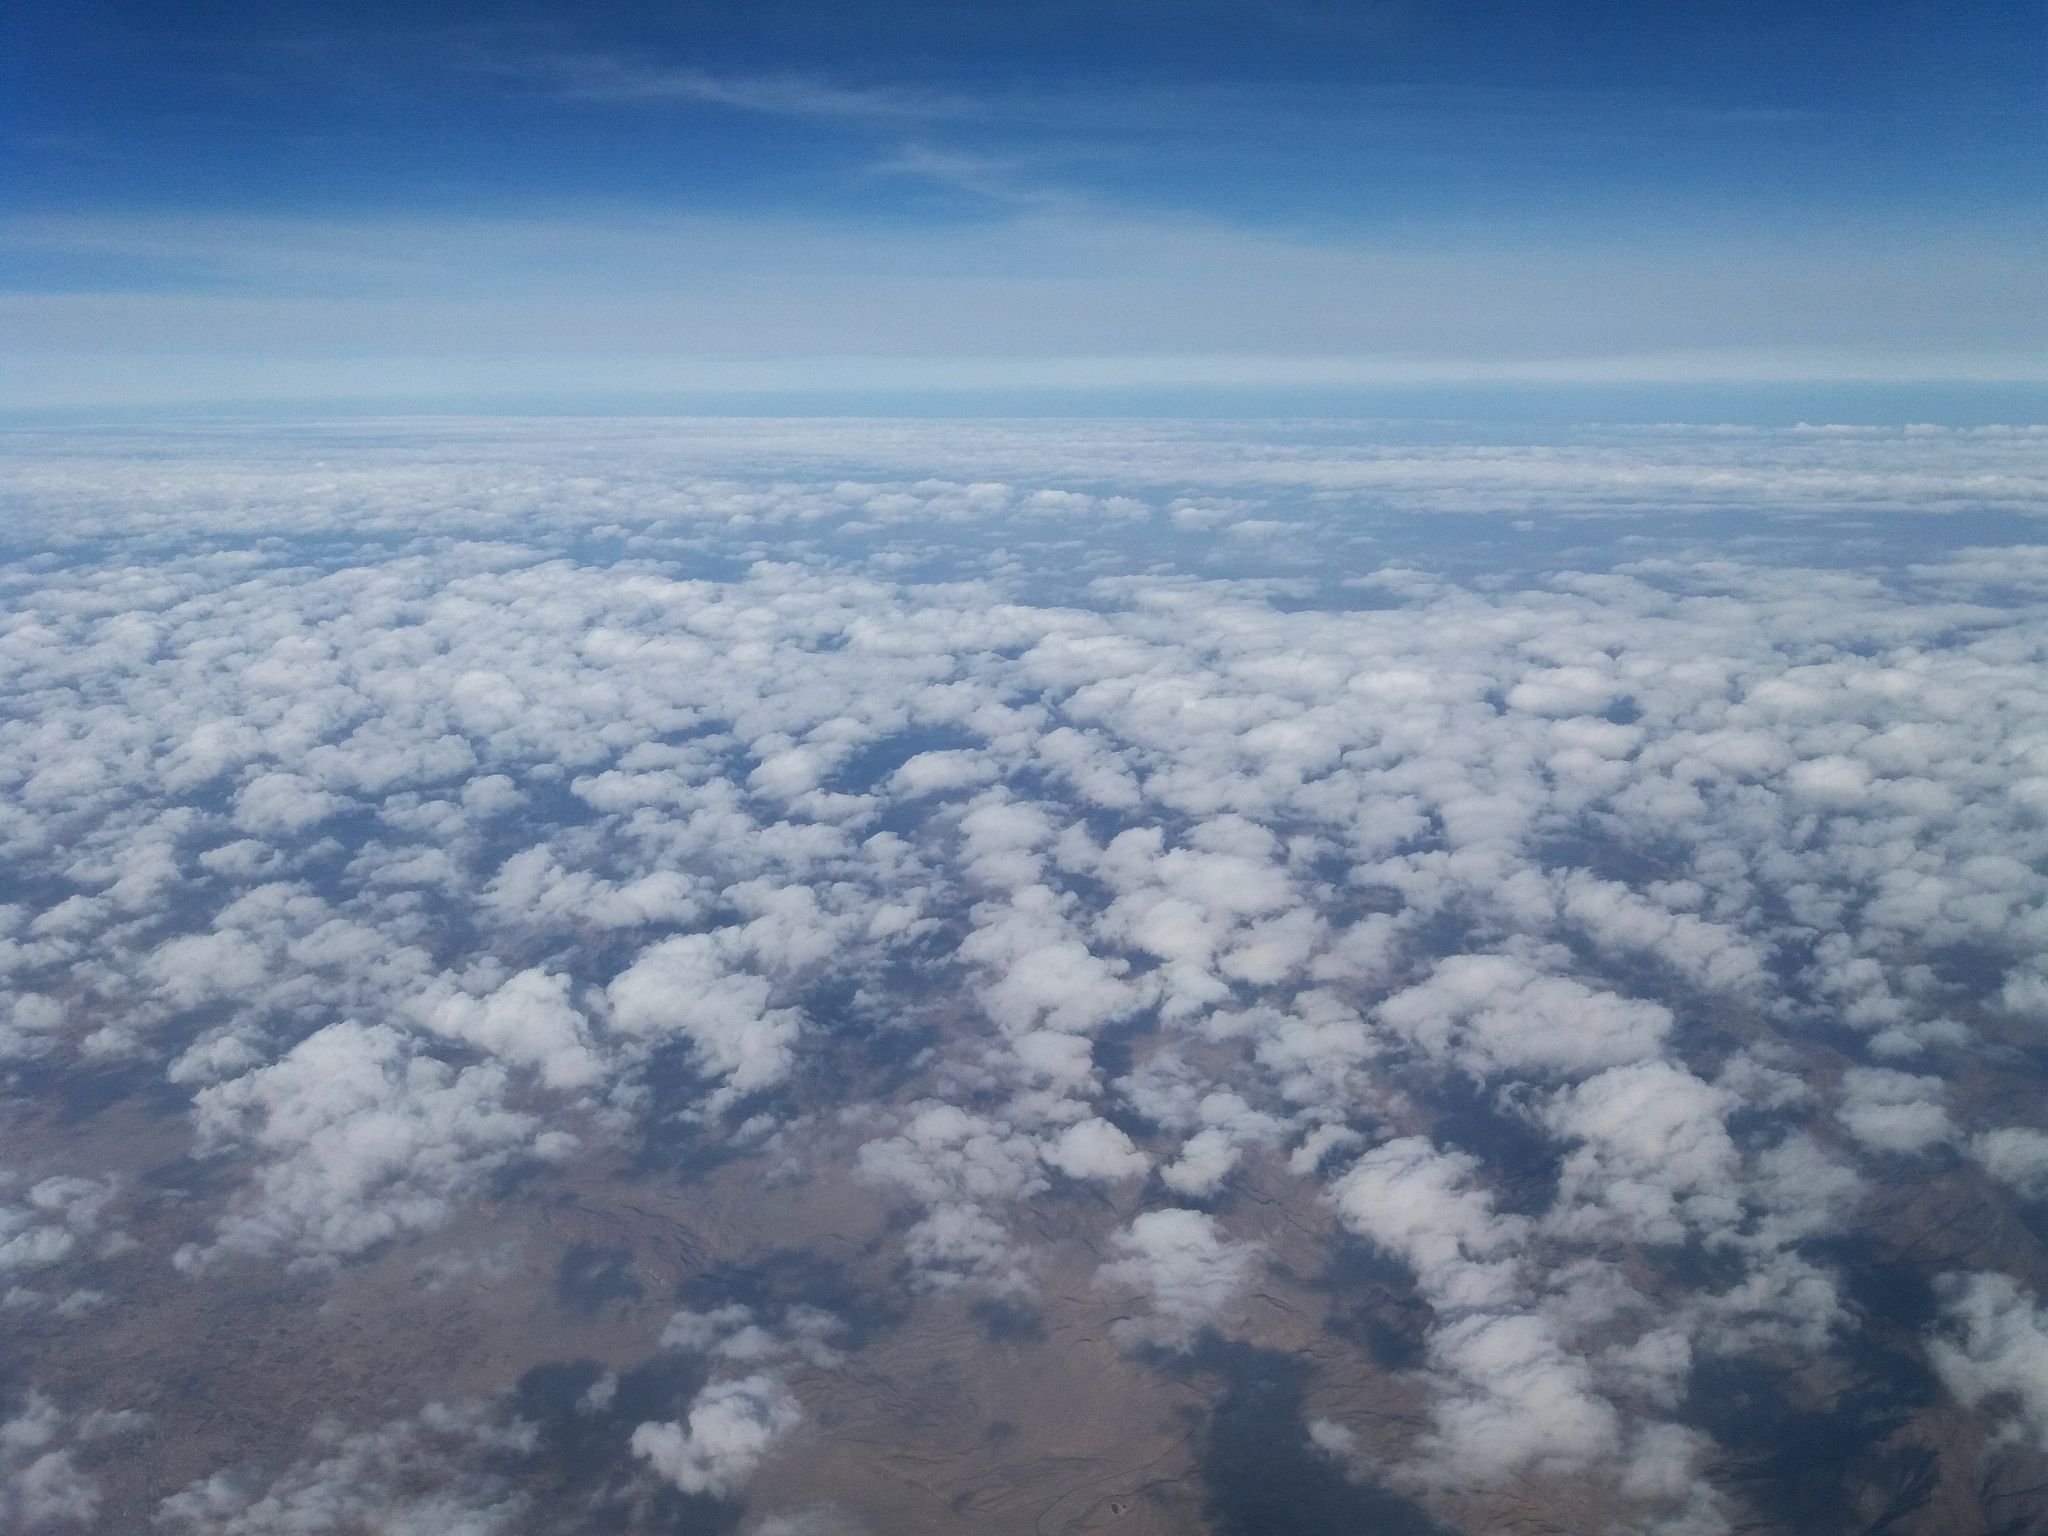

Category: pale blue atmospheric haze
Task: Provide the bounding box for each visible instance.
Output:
[2,0,2042,416]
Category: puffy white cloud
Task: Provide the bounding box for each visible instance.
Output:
[148,930,271,1009]
[179,1021,559,1268]
[1159,1127,1244,1197]
[157,1402,529,1536]
[753,1508,869,1536]
[856,1103,1056,1292]
[1419,1311,1622,1482]
[1154,1090,1285,1197]
[1326,1131,1728,1498]
[632,1374,803,1497]
[1328,1137,1526,1311]
[481,847,702,932]
[607,931,805,1102]
[1784,755,1874,808]
[633,1301,843,1499]
[1550,872,1763,993]
[1287,1122,1363,1176]
[1506,665,1618,718]
[1096,1208,1257,1349]
[1740,1133,1863,1249]
[1970,1126,2048,1198]
[233,772,346,836]
[1835,1066,1953,1155]
[901,1202,1030,1294]
[657,1301,843,1370]
[889,749,998,798]
[1542,1062,1740,1244]
[0,1391,142,1532]
[1929,1272,2048,1451]
[420,969,602,1092]
[1043,1117,1149,1182]
[0,1175,116,1280]
[958,886,1147,1038]
[1376,953,1672,1080]
[856,1103,1048,1208]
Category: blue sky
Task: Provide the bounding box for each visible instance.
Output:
[3,0,2042,411]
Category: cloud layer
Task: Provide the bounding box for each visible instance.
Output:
[2,417,2046,1533]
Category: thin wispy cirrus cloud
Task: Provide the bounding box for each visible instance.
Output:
[536,58,979,121]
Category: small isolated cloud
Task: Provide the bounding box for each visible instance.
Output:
[657,1302,843,1370]
[1784,755,1874,808]
[607,929,807,1102]
[1929,1272,2048,1451]
[1152,1087,1287,1197]
[1543,1061,1739,1245]
[179,1021,558,1269]
[1506,665,1617,718]
[1835,1066,1953,1155]
[1159,1127,1244,1197]
[856,1103,1048,1207]
[157,1401,528,1535]
[0,1176,116,1278]
[633,1302,842,1498]
[890,749,999,798]
[1376,953,1672,1079]
[1097,1208,1257,1349]
[1970,1127,2048,1198]
[421,969,603,1092]
[753,1509,869,1536]
[1043,1117,1149,1182]
[902,1202,1030,1294]
[0,1390,143,1531]
[1420,1311,1622,1484]
[1327,1137,1526,1311]
[1306,1417,1356,1462]
[632,1374,803,1497]
[857,1103,1054,1293]
[233,771,345,835]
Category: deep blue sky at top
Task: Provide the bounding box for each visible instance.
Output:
[12,0,2038,225]
[3,0,2042,409]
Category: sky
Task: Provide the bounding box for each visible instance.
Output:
[2,0,2043,410]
